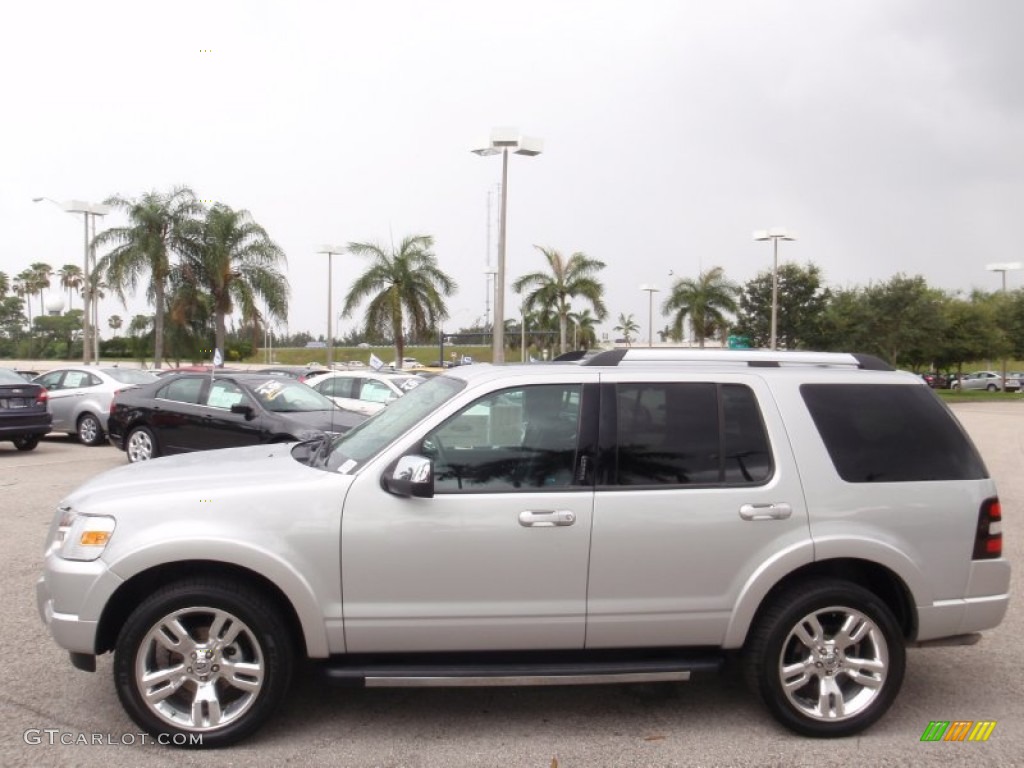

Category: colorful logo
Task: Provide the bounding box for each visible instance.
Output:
[920,720,996,742]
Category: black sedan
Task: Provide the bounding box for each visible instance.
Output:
[0,368,51,451]
[107,372,367,462]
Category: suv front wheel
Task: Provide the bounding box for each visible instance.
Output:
[114,578,293,748]
[744,580,905,737]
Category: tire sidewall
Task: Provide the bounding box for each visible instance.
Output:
[114,581,293,748]
[749,581,906,737]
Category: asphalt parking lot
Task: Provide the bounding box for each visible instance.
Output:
[2,404,1021,767]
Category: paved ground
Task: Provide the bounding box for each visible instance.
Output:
[1,403,1020,767]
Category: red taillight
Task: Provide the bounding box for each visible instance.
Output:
[973,498,1002,560]
[110,390,122,417]
[35,388,48,404]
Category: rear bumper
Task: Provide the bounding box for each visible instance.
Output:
[916,559,1011,641]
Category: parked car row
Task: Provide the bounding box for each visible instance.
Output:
[949,370,1022,392]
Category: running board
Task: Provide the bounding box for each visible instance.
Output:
[321,656,722,688]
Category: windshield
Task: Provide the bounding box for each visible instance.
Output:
[319,374,465,472]
[247,377,338,412]
[103,368,159,384]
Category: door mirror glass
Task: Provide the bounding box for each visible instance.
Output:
[383,455,434,498]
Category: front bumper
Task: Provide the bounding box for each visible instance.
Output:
[36,554,123,656]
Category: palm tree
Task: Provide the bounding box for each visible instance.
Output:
[58,264,84,310]
[29,263,53,313]
[176,203,289,356]
[662,266,740,348]
[342,234,456,367]
[0,271,9,298]
[93,186,204,365]
[512,246,607,355]
[14,270,34,324]
[108,314,123,333]
[568,308,598,350]
[613,312,640,346]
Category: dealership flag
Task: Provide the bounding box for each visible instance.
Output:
[369,353,384,370]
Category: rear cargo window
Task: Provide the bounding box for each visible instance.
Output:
[800,384,987,482]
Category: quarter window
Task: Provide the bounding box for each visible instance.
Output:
[801,384,987,482]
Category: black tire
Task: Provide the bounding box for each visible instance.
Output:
[114,578,294,748]
[77,412,104,446]
[126,426,158,463]
[13,435,41,451]
[987,384,998,392]
[743,579,905,737]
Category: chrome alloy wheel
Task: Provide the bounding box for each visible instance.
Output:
[135,607,265,732]
[127,429,154,462]
[778,606,888,722]
[78,414,101,445]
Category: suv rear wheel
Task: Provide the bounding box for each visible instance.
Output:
[114,579,293,748]
[744,580,905,737]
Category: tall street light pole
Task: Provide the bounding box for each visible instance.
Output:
[986,262,1022,389]
[640,284,660,348]
[753,228,796,350]
[318,245,345,368]
[473,128,543,364]
[34,197,111,364]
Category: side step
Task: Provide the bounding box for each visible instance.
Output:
[320,653,723,688]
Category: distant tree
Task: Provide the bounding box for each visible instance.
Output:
[935,295,1007,375]
[735,262,831,349]
[512,246,607,355]
[342,234,456,368]
[0,271,9,298]
[29,263,53,313]
[108,314,123,333]
[14,270,34,323]
[613,312,639,346]
[662,266,739,348]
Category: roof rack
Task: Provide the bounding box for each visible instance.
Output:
[583,349,892,371]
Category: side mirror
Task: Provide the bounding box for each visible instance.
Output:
[230,403,255,420]
[382,455,434,498]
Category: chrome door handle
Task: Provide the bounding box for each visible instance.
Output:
[518,510,576,527]
[739,503,793,521]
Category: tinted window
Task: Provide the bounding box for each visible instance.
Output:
[35,372,64,390]
[317,377,357,399]
[159,377,204,404]
[425,384,581,493]
[801,384,987,482]
[248,378,335,412]
[613,383,771,486]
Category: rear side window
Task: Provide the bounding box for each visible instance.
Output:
[613,382,772,486]
[158,376,204,404]
[800,384,987,482]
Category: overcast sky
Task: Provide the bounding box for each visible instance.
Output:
[2,0,1022,343]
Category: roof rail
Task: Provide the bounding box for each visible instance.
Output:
[583,348,893,370]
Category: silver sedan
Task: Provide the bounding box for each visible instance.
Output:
[32,366,158,445]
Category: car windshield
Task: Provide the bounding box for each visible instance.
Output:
[102,368,159,384]
[247,377,337,412]
[316,374,465,473]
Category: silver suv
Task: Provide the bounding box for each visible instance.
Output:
[37,350,1010,747]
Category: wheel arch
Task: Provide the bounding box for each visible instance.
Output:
[95,560,312,660]
[725,558,917,649]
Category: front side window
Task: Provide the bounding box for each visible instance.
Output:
[206,380,247,409]
[423,384,582,493]
[249,378,335,413]
[317,377,357,399]
[612,382,772,486]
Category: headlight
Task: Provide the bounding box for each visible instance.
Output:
[48,508,116,561]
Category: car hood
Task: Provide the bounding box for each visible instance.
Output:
[62,442,347,514]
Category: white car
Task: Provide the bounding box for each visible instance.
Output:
[304,370,423,416]
[389,357,420,370]
[32,366,158,445]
